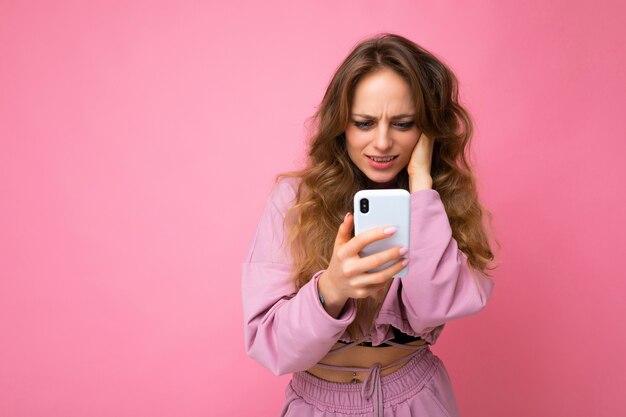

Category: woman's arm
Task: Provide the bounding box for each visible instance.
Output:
[398,189,495,335]
[241,178,357,376]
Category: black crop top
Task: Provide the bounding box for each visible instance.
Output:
[336,327,423,348]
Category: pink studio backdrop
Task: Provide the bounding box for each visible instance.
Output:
[1,1,625,416]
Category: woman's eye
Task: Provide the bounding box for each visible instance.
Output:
[352,121,414,130]
[395,121,415,129]
[353,121,373,129]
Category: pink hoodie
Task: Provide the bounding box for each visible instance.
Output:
[241,176,494,376]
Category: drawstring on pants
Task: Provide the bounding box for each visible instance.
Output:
[312,340,430,417]
[361,362,383,417]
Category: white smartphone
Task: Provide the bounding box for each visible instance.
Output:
[353,189,410,278]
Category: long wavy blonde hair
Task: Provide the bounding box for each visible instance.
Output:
[276,33,499,340]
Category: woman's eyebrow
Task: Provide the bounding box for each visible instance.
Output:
[351,113,415,119]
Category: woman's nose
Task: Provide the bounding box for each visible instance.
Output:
[373,127,392,151]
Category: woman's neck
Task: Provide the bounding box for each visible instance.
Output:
[366,179,398,189]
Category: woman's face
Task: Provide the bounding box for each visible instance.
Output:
[344,68,421,187]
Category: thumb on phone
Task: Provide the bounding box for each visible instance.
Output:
[334,212,353,247]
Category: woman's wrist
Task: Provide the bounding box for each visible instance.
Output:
[409,175,433,192]
[317,272,349,319]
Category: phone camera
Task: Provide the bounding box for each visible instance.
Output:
[359,198,369,214]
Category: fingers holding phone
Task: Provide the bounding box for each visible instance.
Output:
[353,189,410,277]
[319,189,410,304]
[321,214,407,304]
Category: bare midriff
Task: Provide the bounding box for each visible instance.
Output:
[305,338,428,383]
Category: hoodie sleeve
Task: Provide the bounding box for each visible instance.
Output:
[241,178,357,376]
[398,188,495,336]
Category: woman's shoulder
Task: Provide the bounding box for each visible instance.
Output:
[267,175,302,207]
[274,175,301,192]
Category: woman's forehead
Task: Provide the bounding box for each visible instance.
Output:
[351,72,414,113]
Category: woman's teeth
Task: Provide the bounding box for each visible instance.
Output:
[369,156,396,162]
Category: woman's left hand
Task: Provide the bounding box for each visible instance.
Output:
[407,132,434,191]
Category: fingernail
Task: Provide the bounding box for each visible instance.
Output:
[344,212,350,222]
[383,226,397,235]
[402,258,410,266]
[399,247,408,256]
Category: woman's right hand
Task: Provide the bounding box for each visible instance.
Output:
[317,212,409,313]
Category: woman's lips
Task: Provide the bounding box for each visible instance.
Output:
[366,155,398,169]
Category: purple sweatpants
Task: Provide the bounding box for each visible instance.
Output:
[280,347,461,417]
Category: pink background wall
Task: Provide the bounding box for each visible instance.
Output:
[1,1,625,416]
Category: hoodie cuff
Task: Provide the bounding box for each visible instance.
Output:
[310,270,357,324]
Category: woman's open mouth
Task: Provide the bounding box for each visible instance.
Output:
[366,155,398,169]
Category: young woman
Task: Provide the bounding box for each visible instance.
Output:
[242,33,497,417]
